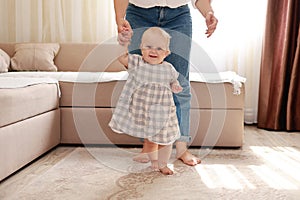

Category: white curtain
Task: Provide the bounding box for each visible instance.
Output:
[190,0,268,123]
[0,0,267,123]
[0,0,116,43]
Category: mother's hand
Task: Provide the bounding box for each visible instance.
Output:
[205,12,218,38]
[117,18,133,46]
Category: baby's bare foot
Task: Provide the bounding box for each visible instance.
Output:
[151,160,159,171]
[133,153,150,163]
[159,166,173,175]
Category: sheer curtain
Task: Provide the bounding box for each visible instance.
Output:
[190,0,268,123]
[0,0,116,43]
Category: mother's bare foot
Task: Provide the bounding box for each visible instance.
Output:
[177,151,201,166]
[133,153,150,163]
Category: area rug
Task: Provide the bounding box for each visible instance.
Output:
[2,142,300,200]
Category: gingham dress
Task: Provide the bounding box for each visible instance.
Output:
[109,54,180,145]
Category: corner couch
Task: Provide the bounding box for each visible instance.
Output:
[0,42,245,181]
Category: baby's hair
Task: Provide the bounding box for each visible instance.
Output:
[141,27,171,51]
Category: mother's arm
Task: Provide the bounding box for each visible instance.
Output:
[194,0,218,37]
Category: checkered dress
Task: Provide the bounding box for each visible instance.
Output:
[109,54,180,145]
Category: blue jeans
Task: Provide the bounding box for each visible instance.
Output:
[126,3,192,142]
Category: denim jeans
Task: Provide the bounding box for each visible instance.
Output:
[126,3,192,142]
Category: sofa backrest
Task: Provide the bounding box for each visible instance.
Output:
[0,43,126,72]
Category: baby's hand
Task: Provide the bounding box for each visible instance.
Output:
[118,28,133,46]
[171,83,183,93]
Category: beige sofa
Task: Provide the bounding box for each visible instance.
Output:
[0,84,60,181]
[0,42,245,181]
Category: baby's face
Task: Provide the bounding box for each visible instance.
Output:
[140,34,170,65]
[141,44,170,65]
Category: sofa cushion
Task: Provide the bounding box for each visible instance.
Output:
[55,43,126,72]
[11,43,60,71]
[0,83,59,127]
[58,81,244,109]
[0,48,10,73]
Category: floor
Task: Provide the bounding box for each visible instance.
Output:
[1,125,300,200]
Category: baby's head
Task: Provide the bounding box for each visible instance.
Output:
[140,27,171,65]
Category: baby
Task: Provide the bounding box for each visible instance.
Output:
[109,27,182,175]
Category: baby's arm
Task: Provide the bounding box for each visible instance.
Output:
[118,52,128,69]
[169,64,182,93]
[171,80,183,93]
[118,29,131,69]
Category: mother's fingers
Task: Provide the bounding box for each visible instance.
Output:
[205,16,218,37]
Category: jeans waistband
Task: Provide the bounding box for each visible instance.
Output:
[128,3,188,10]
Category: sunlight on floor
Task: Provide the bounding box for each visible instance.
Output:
[249,165,297,190]
[195,164,255,189]
[194,146,300,190]
[249,146,300,189]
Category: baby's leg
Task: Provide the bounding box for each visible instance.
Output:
[158,144,173,175]
[133,141,150,163]
[141,139,159,170]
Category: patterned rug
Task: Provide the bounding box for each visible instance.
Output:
[1,143,300,200]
